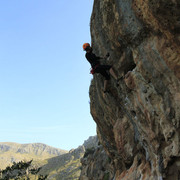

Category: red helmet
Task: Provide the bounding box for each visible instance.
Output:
[83,43,90,50]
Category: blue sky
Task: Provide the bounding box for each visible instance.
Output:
[0,0,96,150]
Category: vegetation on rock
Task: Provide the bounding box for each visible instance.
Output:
[0,160,47,180]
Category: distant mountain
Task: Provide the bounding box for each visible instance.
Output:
[0,136,98,179]
[0,142,68,169]
[0,142,67,156]
[83,136,98,150]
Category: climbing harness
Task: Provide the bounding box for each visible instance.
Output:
[90,64,100,74]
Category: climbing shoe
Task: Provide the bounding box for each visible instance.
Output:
[102,88,109,94]
[116,80,119,87]
[116,76,123,87]
[116,78,121,87]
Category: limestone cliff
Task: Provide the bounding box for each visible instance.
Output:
[81,0,180,179]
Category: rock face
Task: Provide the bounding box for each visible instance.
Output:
[80,145,115,180]
[81,0,180,179]
[80,136,115,180]
[83,136,99,149]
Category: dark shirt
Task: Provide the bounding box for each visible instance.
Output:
[86,51,101,68]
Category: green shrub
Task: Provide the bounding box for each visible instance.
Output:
[103,172,110,180]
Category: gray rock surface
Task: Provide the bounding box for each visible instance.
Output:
[80,0,180,179]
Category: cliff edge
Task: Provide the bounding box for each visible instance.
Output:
[81,0,180,179]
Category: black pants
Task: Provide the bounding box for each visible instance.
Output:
[94,65,112,80]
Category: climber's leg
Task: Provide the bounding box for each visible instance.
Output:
[109,67,118,80]
[95,66,110,93]
[95,66,111,81]
[103,80,108,93]
[109,67,120,86]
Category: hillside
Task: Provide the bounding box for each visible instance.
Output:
[39,136,98,180]
[0,136,98,179]
[80,0,180,180]
[39,146,85,180]
[0,142,68,169]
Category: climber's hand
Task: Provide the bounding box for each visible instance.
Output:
[101,53,110,60]
[103,53,110,60]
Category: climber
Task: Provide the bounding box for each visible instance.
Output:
[83,43,119,93]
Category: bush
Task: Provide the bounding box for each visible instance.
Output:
[103,172,110,180]
[0,160,48,180]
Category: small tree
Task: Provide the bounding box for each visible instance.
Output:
[0,160,47,180]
